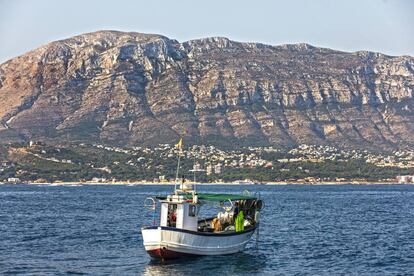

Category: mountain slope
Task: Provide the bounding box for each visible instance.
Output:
[0,30,413,150]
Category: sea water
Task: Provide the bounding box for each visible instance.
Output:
[1,184,414,275]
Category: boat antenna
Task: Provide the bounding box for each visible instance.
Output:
[190,135,202,193]
[193,141,197,193]
[174,138,183,194]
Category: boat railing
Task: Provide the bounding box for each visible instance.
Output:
[143,197,157,226]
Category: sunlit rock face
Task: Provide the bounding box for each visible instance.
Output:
[0,30,413,150]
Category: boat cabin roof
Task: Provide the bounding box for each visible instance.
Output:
[156,193,257,203]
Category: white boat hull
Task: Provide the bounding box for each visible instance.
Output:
[141,226,256,259]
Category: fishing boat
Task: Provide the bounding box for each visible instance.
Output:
[141,139,263,259]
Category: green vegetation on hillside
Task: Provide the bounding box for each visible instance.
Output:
[0,143,412,183]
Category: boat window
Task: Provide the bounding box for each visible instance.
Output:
[167,204,177,227]
[189,205,197,217]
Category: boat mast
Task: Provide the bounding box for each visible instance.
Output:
[189,145,207,193]
[174,138,183,194]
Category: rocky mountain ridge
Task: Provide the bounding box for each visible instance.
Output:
[0,30,413,151]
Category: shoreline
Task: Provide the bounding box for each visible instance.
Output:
[0,181,408,186]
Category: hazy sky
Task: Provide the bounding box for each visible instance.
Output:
[0,0,413,63]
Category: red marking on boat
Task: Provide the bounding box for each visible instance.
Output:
[147,248,198,259]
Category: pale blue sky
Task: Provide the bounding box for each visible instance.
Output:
[0,0,413,63]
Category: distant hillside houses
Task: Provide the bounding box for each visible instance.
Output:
[397,175,414,183]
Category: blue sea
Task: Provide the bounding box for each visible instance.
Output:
[1,184,414,275]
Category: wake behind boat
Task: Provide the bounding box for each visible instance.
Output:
[141,139,263,260]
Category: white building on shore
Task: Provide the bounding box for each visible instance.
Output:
[397,175,414,183]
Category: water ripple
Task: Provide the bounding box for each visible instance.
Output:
[1,184,414,275]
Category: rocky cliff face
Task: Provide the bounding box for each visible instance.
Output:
[0,30,413,150]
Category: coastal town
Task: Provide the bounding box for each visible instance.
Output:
[1,142,413,184]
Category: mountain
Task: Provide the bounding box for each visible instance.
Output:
[0,30,413,150]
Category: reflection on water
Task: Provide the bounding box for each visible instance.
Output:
[143,252,267,275]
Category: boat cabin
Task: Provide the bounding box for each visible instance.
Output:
[160,194,199,231]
